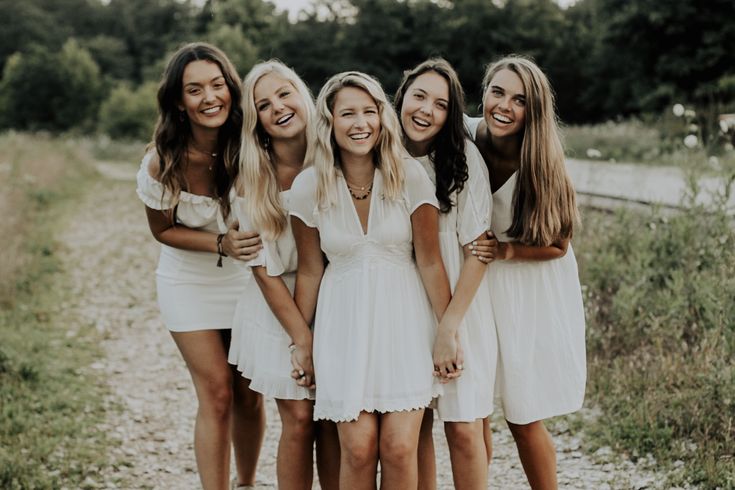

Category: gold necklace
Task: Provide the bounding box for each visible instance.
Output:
[189,142,218,170]
[346,179,373,200]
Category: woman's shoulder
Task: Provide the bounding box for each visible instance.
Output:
[292,166,318,190]
[463,114,483,140]
[464,138,490,182]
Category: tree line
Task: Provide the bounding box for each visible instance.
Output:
[2,0,734,139]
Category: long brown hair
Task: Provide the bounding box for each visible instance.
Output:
[152,42,243,219]
[395,58,469,214]
[482,56,580,245]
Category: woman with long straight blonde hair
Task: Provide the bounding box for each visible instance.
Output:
[290,71,452,489]
[228,60,339,490]
[467,55,586,490]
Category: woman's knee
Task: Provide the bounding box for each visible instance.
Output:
[279,401,315,437]
[342,435,378,469]
[507,420,549,447]
[379,434,416,467]
[197,371,234,418]
[445,421,483,455]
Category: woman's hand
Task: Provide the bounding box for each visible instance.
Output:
[433,329,463,383]
[221,221,262,260]
[290,342,316,389]
[465,230,499,263]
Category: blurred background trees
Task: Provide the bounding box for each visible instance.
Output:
[1,0,734,140]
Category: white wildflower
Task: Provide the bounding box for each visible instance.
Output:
[683,134,698,148]
[672,104,685,117]
[725,143,734,152]
[721,119,732,134]
[708,156,720,169]
[688,124,698,133]
[586,148,602,159]
[684,109,696,118]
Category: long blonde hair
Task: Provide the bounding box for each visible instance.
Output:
[482,56,580,245]
[238,60,315,239]
[307,71,405,207]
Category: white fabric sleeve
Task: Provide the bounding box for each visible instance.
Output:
[456,141,492,246]
[232,197,285,276]
[463,114,483,142]
[288,167,319,228]
[135,152,176,210]
[403,157,439,214]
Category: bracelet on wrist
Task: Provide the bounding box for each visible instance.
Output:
[288,343,296,353]
[216,233,227,268]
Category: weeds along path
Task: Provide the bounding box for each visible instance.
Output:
[63,162,666,489]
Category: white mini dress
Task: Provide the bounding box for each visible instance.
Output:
[289,160,442,422]
[467,117,587,424]
[228,191,314,400]
[416,140,498,422]
[136,152,251,332]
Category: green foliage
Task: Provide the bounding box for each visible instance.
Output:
[206,24,259,77]
[99,82,158,141]
[576,201,735,487]
[0,40,103,131]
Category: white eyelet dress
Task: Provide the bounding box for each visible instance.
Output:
[415,140,498,422]
[289,159,443,423]
[467,117,587,424]
[228,190,314,400]
[136,152,252,332]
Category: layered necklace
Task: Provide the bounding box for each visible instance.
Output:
[346,178,373,200]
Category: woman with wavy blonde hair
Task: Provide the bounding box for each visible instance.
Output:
[290,71,452,489]
[136,42,265,490]
[467,55,586,489]
[228,60,339,490]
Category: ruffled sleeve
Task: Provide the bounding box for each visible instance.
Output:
[136,152,176,210]
[288,167,318,228]
[232,196,284,277]
[456,140,492,245]
[403,157,439,214]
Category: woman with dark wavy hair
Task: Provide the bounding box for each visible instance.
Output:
[136,42,265,490]
[395,58,498,490]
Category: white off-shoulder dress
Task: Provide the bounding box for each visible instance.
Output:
[228,190,314,400]
[416,140,498,422]
[467,117,586,424]
[136,152,252,332]
[289,160,442,422]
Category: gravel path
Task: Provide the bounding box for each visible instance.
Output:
[57,163,669,489]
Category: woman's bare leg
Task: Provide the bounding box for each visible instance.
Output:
[507,420,557,490]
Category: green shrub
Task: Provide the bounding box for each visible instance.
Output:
[576,196,735,487]
[98,81,158,141]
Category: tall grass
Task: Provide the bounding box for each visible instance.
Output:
[575,192,735,487]
[0,132,115,488]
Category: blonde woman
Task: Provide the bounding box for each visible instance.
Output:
[289,71,451,489]
[136,43,265,490]
[227,60,339,490]
[395,58,498,490]
[467,56,586,489]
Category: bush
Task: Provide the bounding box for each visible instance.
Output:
[0,39,103,131]
[576,195,735,487]
[98,82,158,141]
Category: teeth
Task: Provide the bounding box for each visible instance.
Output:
[350,132,370,140]
[412,117,430,128]
[202,106,221,114]
[276,113,294,125]
[492,113,511,124]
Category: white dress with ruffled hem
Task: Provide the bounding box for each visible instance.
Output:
[289,159,442,422]
[467,117,587,424]
[135,152,252,332]
[227,191,314,400]
[416,140,498,422]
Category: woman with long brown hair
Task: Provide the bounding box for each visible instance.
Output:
[395,58,497,490]
[135,42,265,490]
[467,55,586,489]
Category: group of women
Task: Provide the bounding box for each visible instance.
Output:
[136,42,586,490]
